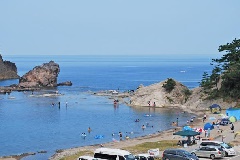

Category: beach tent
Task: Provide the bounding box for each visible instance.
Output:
[204,122,214,130]
[173,130,200,145]
[209,104,221,114]
[182,126,192,131]
[226,108,240,120]
[229,116,237,123]
[173,130,200,137]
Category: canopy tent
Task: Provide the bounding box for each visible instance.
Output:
[204,122,214,130]
[226,108,240,120]
[173,130,200,136]
[209,104,221,114]
[229,116,237,123]
[173,130,200,144]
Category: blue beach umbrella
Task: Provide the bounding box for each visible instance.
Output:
[204,123,214,130]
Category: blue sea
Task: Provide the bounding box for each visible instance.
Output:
[0,55,213,159]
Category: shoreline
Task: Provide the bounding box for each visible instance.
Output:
[49,109,240,160]
[49,108,204,160]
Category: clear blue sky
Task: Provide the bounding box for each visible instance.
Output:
[0,0,239,56]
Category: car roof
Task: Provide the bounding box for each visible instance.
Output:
[200,145,221,148]
[164,149,188,152]
[201,141,223,143]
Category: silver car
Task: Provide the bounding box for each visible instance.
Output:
[191,146,225,159]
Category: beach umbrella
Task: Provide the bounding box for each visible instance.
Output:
[229,116,237,123]
[182,126,192,131]
[173,130,200,136]
[204,122,214,130]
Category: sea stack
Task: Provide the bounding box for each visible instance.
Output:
[19,61,60,88]
[0,54,19,80]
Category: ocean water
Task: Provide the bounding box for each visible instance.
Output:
[0,55,213,159]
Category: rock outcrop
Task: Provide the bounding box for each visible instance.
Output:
[0,55,19,80]
[18,61,60,88]
[129,79,235,111]
[130,79,189,107]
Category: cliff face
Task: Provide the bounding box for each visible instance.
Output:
[0,55,19,80]
[19,61,60,88]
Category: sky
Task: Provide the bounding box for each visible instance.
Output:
[0,0,239,56]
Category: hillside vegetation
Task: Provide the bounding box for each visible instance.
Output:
[200,38,240,102]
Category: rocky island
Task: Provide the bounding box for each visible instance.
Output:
[0,54,19,80]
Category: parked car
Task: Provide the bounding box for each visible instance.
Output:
[162,149,199,160]
[78,156,98,160]
[200,140,236,156]
[94,148,136,160]
[191,146,224,159]
[135,154,154,160]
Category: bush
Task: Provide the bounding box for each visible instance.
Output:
[162,78,176,93]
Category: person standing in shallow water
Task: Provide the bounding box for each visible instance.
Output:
[119,132,122,141]
[88,127,91,133]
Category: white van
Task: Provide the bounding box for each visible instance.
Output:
[93,148,136,160]
[78,156,98,160]
[200,140,236,156]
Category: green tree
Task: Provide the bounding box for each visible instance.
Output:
[162,78,176,93]
[203,38,240,100]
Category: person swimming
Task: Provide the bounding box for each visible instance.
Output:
[135,119,140,122]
